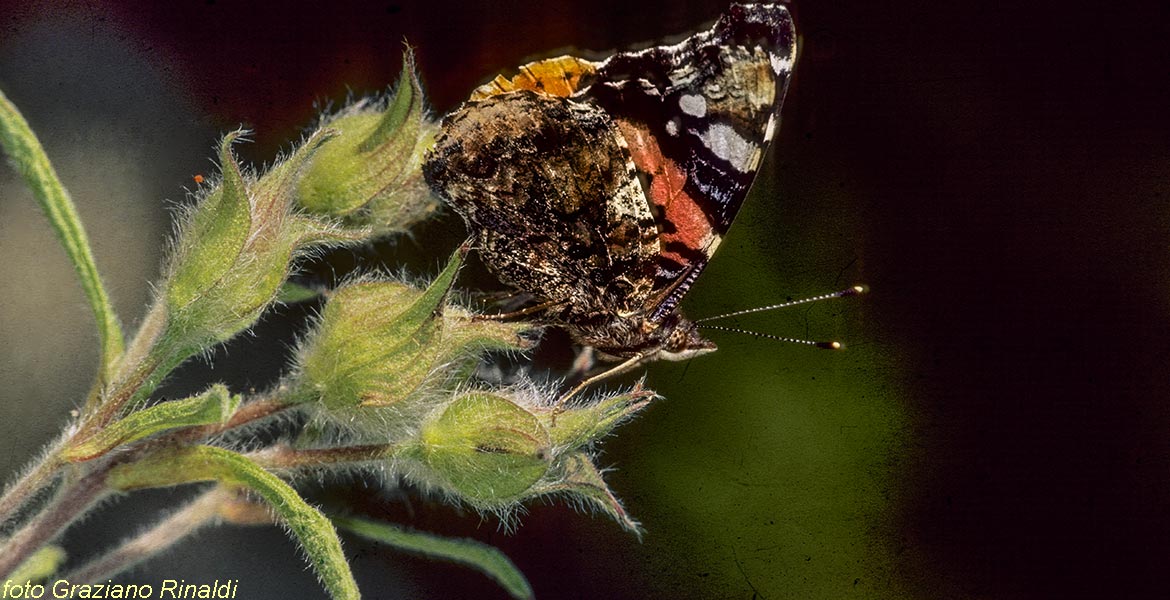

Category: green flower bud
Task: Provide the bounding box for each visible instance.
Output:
[293,250,532,414]
[296,50,440,234]
[407,391,552,506]
[398,385,654,523]
[164,129,355,351]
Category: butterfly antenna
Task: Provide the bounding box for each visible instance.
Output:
[694,324,843,350]
[694,285,867,323]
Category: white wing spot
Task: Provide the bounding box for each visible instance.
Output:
[770,52,792,75]
[678,94,707,117]
[701,123,757,171]
[665,119,680,136]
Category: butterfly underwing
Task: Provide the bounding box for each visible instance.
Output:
[423,3,797,363]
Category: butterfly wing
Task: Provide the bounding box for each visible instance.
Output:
[578,3,797,318]
[424,3,796,325]
[424,90,661,315]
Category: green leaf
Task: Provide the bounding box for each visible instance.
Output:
[63,384,240,462]
[4,545,66,586]
[109,446,359,600]
[333,516,533,600]
[0,88,124,384]
[535,453,642,535]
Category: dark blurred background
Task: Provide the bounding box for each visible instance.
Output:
[1,0,1168,598]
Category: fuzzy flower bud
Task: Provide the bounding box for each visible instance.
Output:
[398,385,655,532]
[292,250,532,416]
[410,391,552,503]
[164,130,361,351]
[296,51,440,234]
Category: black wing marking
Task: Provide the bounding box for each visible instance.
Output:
[579,3,796,236]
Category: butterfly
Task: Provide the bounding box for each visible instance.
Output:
[424,3,797,373]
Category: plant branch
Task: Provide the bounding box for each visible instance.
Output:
[64,486,231,583]
[107,446,360,600]
[0,88,124,385]
[250,443,396,471]
[0,465,110,579]
[82,300,170,416]
[0,447,64,532]
[1,391,294,577]
[171,395,294,445]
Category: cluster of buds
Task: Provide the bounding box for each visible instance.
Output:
[289,249,653,532]
[161,52,440,362]
[0,47,662,600]
[127,48,653,532]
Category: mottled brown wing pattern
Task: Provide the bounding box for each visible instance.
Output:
[423,91,660,318]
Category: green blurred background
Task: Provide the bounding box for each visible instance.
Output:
[1,0,1166,598]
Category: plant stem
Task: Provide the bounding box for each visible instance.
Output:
[83,300,170,416]
[0,88,124,385]
[0,447,64,532]
[73,352,166,443]
[0,465,110,579]
[0,389,295,575]
[251,443,396,471]
[64,487,230,583]
[171,396,293,445]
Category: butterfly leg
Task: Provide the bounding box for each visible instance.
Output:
[551,351,646,424]
[565,346,596,381]
[472,298,565,321]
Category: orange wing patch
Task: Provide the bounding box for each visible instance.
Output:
[613,118,720,265]
[470,56,598,101]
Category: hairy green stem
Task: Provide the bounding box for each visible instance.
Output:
[1,390,294,577]
[0,88,124,385]
[170,396,293,445]
[82,300,170,416]
[74,352,166,443]
[108,446,360,600]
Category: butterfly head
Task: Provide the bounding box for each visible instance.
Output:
[655,314,718,362]
[579,311,717,363]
